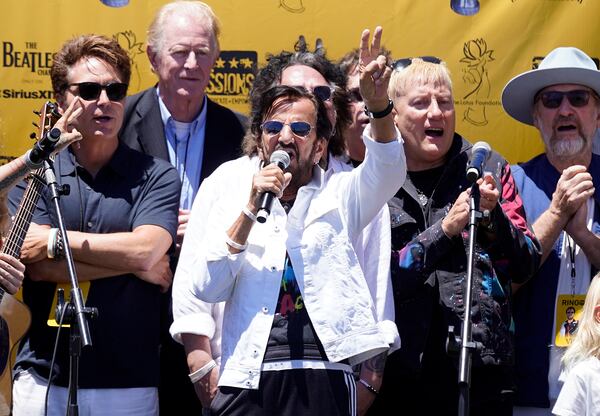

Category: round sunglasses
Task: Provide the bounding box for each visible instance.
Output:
[311,85,335,101]
[68,82,128,101]
[261,120,314,138]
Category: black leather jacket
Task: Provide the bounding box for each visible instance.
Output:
[388,134,541,371]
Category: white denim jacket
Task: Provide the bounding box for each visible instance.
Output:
[170,153,400,362]
[183,127,406,389]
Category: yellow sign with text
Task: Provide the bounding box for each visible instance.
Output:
[1,0,599,166]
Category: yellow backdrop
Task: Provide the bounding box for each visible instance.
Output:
[1,0,599,165]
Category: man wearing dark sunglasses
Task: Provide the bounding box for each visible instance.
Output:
[175,27,406,416]
[368,56,540,416]
[7,34,180,416]
[243,39,399,415]
[172,33,396,415]
[502,46,600,415]
[119,2,248,414]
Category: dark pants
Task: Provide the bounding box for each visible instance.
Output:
[210,368,355,416]
[158,289,204,415]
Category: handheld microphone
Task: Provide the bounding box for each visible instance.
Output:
[466,141,491,183]
[27,127,62,166]
[256,150,291,224]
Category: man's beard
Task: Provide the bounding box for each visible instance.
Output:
[548,135,586,158]
[273,142,319,197]
[539,115,590,159]
[287,146,318,194]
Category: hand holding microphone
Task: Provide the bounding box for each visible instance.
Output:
[255,150,291,223]
[443,141,499,236]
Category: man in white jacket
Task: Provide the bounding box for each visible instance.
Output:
[175,27,406,415]
[172,28,399,415]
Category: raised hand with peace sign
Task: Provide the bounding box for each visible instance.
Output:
[358,27,396,142]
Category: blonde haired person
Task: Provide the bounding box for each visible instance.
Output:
[553,274,600,416]
[369,56,541,415]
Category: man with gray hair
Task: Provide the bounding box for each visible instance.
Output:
[120,1,246,413]
[502,47,600,415]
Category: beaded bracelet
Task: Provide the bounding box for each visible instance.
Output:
[54,230,65,260]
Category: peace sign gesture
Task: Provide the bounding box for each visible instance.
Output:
[358,26,392,112]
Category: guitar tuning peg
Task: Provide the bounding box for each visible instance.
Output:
[30,132,37,139]
[32,122,39,128]
[33,110,41,116]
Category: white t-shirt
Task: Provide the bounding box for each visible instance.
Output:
[553,357,600,416]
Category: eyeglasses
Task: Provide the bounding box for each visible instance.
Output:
[391,56,442,71]
[68,82,128,101]
[312,85,335,101]
[261,120,313,138]
[535,90,594,109]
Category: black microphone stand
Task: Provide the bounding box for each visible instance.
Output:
[43,159,98,416]
[447,182,485,416]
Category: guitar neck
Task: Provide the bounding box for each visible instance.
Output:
[1,168,46,259]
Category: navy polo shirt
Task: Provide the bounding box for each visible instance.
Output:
[8,142,180,389]
[511,153,600,407]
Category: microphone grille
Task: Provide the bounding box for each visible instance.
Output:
[472,141,491,152]
[270,150,291,169]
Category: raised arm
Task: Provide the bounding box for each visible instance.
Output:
[358,27,396,142]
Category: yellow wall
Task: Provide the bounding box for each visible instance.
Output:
[1,0,598,164]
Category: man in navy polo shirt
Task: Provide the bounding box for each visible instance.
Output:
[8,34,180,416]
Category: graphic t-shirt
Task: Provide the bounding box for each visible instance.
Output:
[263,255,327,362]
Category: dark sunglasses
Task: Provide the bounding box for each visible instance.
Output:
[261,120,313,138]
[312,85,335,101]
[535,89,594,109]
[69,82,128,101]
[391,56,442,71]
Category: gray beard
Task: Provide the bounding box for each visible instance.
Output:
[549,135,586,158]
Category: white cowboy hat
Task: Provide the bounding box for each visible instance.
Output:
[501,47,600,125]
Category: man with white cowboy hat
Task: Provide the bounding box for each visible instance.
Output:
[502,46,600,415]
